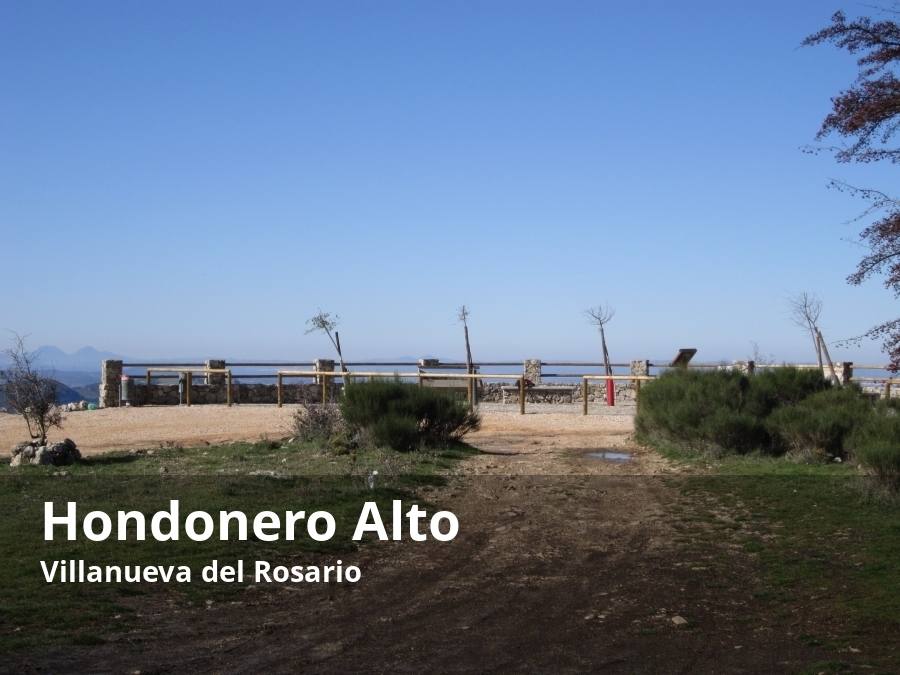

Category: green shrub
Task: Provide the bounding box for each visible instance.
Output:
[766,387,872,459]
[700,410,769,455]
[742,368,831,419]
[848,404,900,491]
[368,415,421,453]
[635,367,864,458]
[635,369,749,447]
[341,379,480,452]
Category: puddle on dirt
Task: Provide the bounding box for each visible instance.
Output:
[585,450,633,463]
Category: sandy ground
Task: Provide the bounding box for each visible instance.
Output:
[0,403,639,459]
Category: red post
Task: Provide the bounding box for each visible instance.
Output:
[606,378,615,406]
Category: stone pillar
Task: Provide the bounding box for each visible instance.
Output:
[630,360,650,377]
[206,359,226,386]
[99,359,123,408]
[314,358,335,384]
[833,362,853,386]
[524,359,541,385]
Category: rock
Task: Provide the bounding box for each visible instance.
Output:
[10,441,38,466]
[671,615,688,626]
[10,438,80,466]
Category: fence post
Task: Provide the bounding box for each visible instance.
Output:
[185,371,192,406]
[885,380,893,400]
[630,360,649,407]
[582,379,588,415]
[205,359,225,385]
[314,359,335,383]
[524,359,541,385]
[277,373,283,408]
[226,370,232,406]
[99,360,123,408]
[519,377,525,415]
[314,359,334,404]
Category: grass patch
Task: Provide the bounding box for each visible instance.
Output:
[0,439,475,654]
[657,443,900,665]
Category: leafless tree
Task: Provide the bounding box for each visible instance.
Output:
[305,310,347,373]
[586,305,615,376]
[816,327,841,386]
[1,334,62,444]
[458,305,474,374]
[788,292,824,369]
[458,305,476,404]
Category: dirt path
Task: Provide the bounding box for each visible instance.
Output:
[13,416,846,674]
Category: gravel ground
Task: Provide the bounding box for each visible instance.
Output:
[0,403,636,457]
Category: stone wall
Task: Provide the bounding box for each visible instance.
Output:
[125,382,340,406]
[99,359,122,408]
[478,382,636,404]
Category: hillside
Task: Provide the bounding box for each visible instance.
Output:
[0,379,95,410]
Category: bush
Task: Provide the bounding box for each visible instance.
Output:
[848,404,900,491]
[635,369,763,453]
[742,368,831,419]
[767,387,872,460]
[700,410,769,455]
[635,367,867,458]
[290,403,344,444]
[341,379,480,452]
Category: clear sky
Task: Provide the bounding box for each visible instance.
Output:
[1,1,895,363]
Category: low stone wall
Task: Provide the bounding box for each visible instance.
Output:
[478,382,636,404]
[126,383,341,406]
[123,380,636,406]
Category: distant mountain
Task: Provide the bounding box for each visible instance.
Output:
[0,346,121,369]
[49,370,102,387]
[30,346,122,371]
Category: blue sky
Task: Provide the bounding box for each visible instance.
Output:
[0,1,895,363]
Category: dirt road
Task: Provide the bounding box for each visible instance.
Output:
[12,411,854,674]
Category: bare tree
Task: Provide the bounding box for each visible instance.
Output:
[458,305,476,405]
[788,292,824,369]
[305,310,347,373]
[586,305,615,376]
[458,305,474,374]
[816,327,841,386]
[1,334,62,444]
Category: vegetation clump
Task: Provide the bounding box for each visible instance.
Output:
[291,403,344,445]
[848,402,900,492]
[340,379,480,452]
[2,335,63,445]
[636,367,899,491]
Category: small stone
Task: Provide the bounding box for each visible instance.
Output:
[671,615,688,626]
